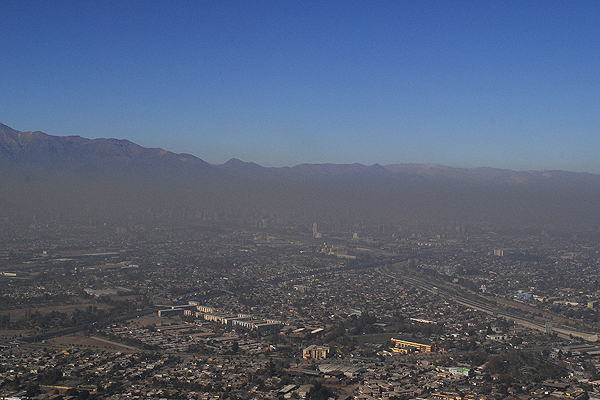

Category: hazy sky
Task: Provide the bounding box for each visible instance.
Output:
[1,1,599,171]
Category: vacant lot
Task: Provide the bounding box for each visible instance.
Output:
[0,301,112,322]
[351,333,397,343]
[49,333,138,353]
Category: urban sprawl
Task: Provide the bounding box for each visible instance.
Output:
[2,220,600,400]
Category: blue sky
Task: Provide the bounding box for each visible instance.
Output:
[1,1,599,172]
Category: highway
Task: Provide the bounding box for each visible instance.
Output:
[379,264,598,342]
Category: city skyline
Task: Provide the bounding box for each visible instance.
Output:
[1,1,599,172]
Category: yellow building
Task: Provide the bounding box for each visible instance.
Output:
[390,336,433,353]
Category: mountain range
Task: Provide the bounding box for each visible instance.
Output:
[1,122,599,229]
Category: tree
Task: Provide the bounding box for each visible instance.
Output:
[307,380,334,400]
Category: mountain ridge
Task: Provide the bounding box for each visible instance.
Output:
[4,123,599,180]
[0,123,210,172]
[1,123,599,228]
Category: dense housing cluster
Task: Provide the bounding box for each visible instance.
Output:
[2,221,600,399]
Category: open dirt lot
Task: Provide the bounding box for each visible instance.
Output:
[0,301,112,321]
[48,332,138,353]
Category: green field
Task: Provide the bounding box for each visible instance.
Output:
[350,333,397,343]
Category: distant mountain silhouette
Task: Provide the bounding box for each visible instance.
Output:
[384,163,600,186]
[1,122,600,229]
[215,158,274,177]
[0,123,209,173]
